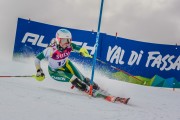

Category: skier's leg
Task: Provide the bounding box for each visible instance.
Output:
[48,66,74,82]
[70,76,88,91]
[65,60,85,82]
[49,66,129,103]
[66,60,100,90]
[84,78,100,90]
[48,66,88,92]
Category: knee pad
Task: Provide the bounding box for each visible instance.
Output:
[71,78,87,91]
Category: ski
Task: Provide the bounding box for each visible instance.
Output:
[71,85,130,104]
[104,95,130,104]
[114,97,130,104]
[87,88,131,104]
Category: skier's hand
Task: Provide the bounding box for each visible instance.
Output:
[79,48,92,58]
[36,68,45,81]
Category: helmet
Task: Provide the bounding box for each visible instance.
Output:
[55,29,72,47]
[56,29,72,38]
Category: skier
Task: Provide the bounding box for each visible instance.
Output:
[34,28,129,104]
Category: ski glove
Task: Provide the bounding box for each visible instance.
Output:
[79,48,92,58]
[36,68,45,81]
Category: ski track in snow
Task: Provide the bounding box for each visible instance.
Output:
[0,59,180,120]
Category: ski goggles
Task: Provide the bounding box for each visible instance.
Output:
[56,37,71,45]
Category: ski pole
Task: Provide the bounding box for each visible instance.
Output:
[0,75,34,78]
[0,75,45,81]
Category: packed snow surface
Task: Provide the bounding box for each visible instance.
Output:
[0,58,180,120]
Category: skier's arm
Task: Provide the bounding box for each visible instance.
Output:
[35,52,45,70]
[71,43,92,58]
[71,43,81,51]
[34,47,51,81]
[34,52,45,81]
[35,47,51,70]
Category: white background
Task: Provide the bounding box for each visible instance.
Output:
[0,0,180,60]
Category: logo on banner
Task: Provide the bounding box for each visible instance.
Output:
[21,32,48,47]
[106,45,180,71]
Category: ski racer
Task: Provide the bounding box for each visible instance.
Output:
[34,28,129,104]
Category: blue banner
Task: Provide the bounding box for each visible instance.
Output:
[100,35,180,80]
[13,18,180,87]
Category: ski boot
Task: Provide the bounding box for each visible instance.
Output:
[84,78,100,90]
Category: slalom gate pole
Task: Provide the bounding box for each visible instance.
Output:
[89,0,104,96]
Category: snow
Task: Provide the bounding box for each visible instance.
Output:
[0,58,180,120]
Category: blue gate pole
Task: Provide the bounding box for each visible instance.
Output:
[89,0,104,96]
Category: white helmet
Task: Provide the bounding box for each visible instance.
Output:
[55,29,72,49]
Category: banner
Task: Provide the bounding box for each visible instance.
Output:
[13,18,180,88]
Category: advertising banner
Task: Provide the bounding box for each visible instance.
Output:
[13,18,180,87]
